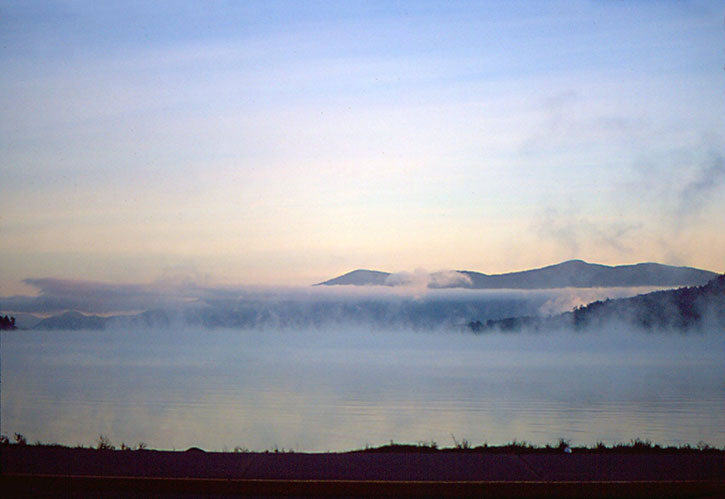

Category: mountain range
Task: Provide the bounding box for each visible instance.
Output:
[317,260,717,289]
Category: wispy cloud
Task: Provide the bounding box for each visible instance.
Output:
[534,207,642,258]
[675,152,725,226]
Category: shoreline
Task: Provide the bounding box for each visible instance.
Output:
[4,437,724,455]
[2,444,723,497]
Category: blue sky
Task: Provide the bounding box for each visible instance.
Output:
[1,1,724,294]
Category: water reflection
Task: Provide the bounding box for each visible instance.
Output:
[2,327,724,451]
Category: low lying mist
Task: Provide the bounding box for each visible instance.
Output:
[4,272,723,333]
[1,278,676,332]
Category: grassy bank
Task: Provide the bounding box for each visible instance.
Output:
[352,438,724,454]
[2,433,723,454]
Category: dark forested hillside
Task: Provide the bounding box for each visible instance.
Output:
[472,274,725,332]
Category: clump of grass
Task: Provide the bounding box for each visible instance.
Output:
[556,438,572,453]
[450,434,471,450]
[697,441,715,451]
[96,434,115,450]
[629,438,655,451]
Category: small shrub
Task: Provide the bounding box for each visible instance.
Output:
[136,441,147,450]
[14,433,27,446]
[629,438,653,451]
[96,434,115,450]
[450,434,471,450]
[557,438,572,453]
[0,434,9,445]
[697,441,714,451]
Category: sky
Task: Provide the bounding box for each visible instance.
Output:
[2,0,725,296]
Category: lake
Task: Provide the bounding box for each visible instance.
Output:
[2,316,724,451]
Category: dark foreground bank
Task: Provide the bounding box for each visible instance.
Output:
[2,445,724,497]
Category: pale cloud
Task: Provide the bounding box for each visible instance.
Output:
[383,269,472,292]
[675,153,725,227]
[534,207,643,259]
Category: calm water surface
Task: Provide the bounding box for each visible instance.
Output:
[2,326,724,451]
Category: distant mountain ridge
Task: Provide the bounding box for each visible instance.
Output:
[34,311,108,330]
[318,269,391,286]
[317,260,717,289]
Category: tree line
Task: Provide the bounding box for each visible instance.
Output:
[1,315,17,330]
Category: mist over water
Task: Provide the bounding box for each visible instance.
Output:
[2,290,724,451]
[6,283,669,330]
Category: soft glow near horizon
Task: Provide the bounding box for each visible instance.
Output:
[1,1,724,294]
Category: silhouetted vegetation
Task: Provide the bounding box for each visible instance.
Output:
[351,438,725,454]
[0,314,17,330]
[2,433,723,454]
[468,316,541,332]
[96,434,115,450]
